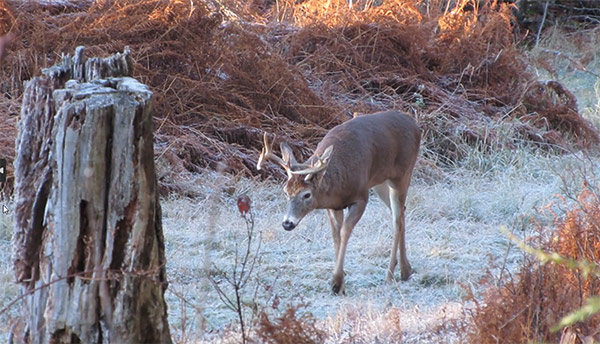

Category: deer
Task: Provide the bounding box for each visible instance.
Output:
[256,110,421,295]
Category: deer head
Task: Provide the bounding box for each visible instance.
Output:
[257,133,333,230]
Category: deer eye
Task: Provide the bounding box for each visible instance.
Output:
[303,192,312,199]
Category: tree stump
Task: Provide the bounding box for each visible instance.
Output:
[12,47,172,343]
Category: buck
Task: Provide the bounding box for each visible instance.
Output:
[257,110,421,294]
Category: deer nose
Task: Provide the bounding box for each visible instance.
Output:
[282,220,296,231]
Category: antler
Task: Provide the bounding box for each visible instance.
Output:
[257,133,290,171]
[257,133,333,180]
[289,145,334,177]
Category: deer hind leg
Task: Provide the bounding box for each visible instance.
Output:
[387,180,412,282]
[332,199,367,295]
[327,209,344,263]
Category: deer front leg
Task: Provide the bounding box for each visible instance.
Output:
[327,209,344,262]
[332,200,367,295]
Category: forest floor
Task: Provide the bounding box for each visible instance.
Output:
[157,27,600,343]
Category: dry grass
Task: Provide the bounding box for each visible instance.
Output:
[459,25,600,343]
[0,0,597,190]
[0,209,18,342]
[256,304,326,344]
[528,25,600,127]
[466,186,600,343]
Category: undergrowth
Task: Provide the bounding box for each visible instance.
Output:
[0,0,597,188]
[467,185,600,343]
[256,304,325,344]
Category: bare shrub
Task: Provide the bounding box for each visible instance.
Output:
[209,194,262,344]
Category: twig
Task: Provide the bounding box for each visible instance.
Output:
[535,1,549,49]
[206,192,261,344]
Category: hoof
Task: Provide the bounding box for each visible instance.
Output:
[331,282,345,295]
[387,265,413,282]
[400,267,413,281]
[331,275,345,295]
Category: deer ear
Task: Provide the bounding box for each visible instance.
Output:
[320,145,334,163]
[280,142,298,166]
[304,145,333,182]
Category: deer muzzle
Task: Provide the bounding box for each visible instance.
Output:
[282,220,296,231]
[282,196,311,231]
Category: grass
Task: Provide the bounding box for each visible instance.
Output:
[158,146,599,343]
[0,148,584,342]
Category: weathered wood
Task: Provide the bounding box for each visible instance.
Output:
[12,47,171,343]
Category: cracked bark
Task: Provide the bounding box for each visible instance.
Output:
[12,47,172,343]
